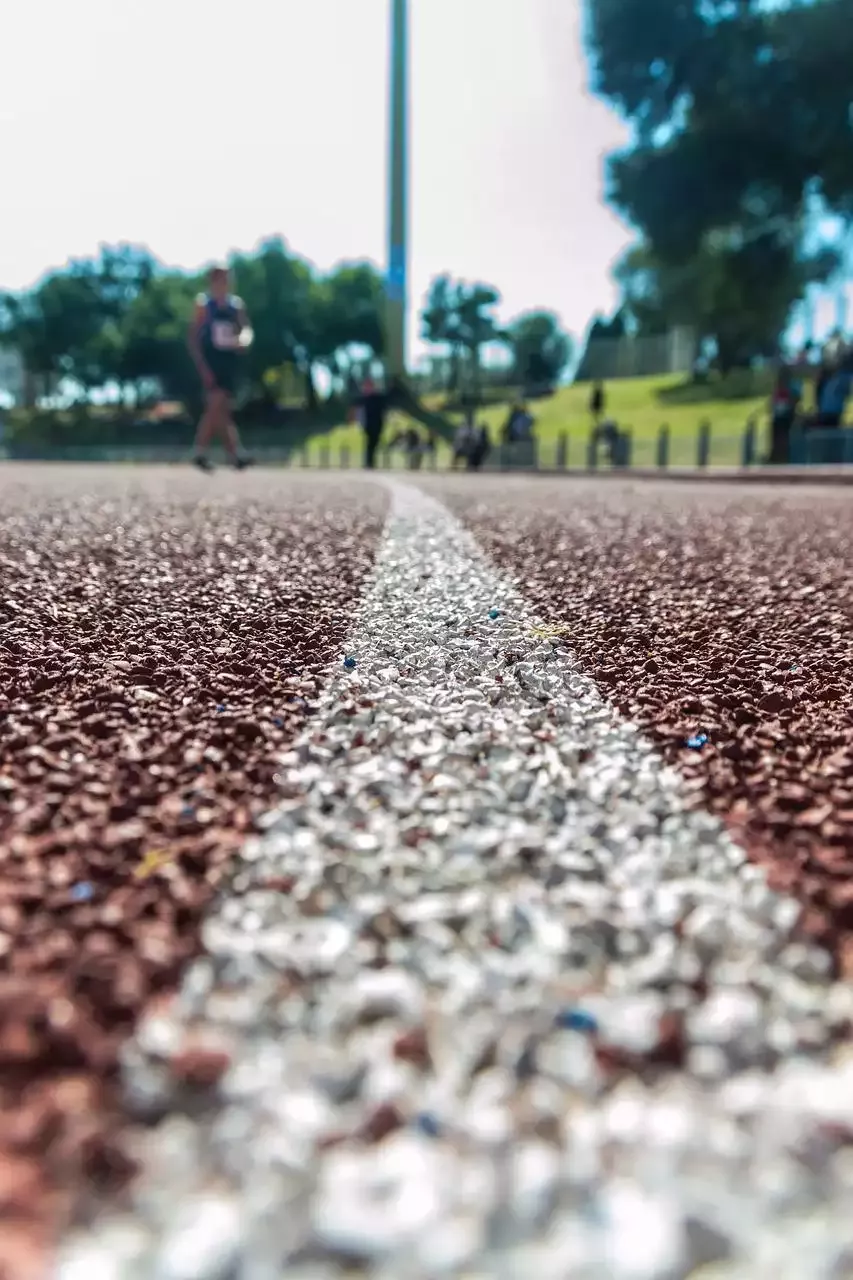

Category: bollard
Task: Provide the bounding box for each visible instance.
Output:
[340,446,350,469]
[586,431,598,471]
[697,420,711,468]
[657,424,670,469]
[620,428,633,468]
[556,432,568,470]
[319,445,330,469]
[741,419,756,468]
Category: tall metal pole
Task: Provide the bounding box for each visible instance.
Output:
[386,0,409,383]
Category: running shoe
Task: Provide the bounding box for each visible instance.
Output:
[233,456,255,471]
[194,456,215,473]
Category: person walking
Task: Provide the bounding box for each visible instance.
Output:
[590,381,606,426]
[453,411,475,468]
[467,422,491,471]
[349,377,389,469]
[816,353,852,429]
[187,266,255,472]
[767,363,801,464]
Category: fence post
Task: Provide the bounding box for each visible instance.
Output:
[620,427,633,468]
[340,446,349,469]
[741,418,756,468]
[586,431,598,471]
[556,432,568,470]
[697,419,711,468]
[657,424,670,469]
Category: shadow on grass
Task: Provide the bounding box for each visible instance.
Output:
[655,369,773,407]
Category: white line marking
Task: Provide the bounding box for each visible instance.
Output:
[58,481,853,1280]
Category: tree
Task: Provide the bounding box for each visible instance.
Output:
[586,0,853,358]
[118,271,199,407]
[312,262,385,393]
[454,283,504,395]
[615,233,839,370]
[421,275,462,390]
[229,238,318,406]
[588,0,852,219]
[1,244,161,404]
[507,311,572,387]
[1,240,510,417]
[228,243,385,408]
[1,267,104,398]
[420,275,504,394]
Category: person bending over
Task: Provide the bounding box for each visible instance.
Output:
[188,266,254,472]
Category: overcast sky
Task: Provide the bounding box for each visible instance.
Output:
[1,0,636,361]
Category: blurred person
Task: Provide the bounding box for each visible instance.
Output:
[500,405,518,445]
[453,412,475,467]
[767,363,801,464]
[468,422,491,471]
[823,330,846,370]
[511,402,535,469]
[512,402,534,441]
[814,359,831,422]
[596,418,621,464]
[349,376,389,469]
[188,266,254,473]
[404,425,423,470]
[816,351,853,429]
[812,349,853,463]
[589,381,606,425]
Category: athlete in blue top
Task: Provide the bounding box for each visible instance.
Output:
[188,266,254,472]
[818,363,853,428]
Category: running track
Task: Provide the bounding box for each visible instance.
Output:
[1,466,852,1279]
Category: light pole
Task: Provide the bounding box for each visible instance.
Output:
[386,0,409,383]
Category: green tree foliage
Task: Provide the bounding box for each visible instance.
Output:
[507,311,573,387]
[616,236,839,369]
[0,238,387,411]
[587,0,853,360]
[119,273,200,407]
[421,275,505,392]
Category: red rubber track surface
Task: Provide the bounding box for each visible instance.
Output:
[430,474,853,974]
[0,466,387,1278]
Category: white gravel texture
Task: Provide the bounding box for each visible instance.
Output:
[57,481,853,1280]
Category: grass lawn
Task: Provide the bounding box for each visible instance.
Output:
[296,370,792,469]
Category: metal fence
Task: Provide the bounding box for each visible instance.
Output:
[788,428,853,466]
[3,421,852,471]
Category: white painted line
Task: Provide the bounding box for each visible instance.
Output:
[58,481,853,1280]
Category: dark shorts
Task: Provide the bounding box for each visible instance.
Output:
[209,367,238,396]
[204,352,240,397]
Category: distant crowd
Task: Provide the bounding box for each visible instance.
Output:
[450,402,535,470]
[344,334,853,474]
[768,333,853,463]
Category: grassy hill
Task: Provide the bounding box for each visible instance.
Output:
[303,371,779,468]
